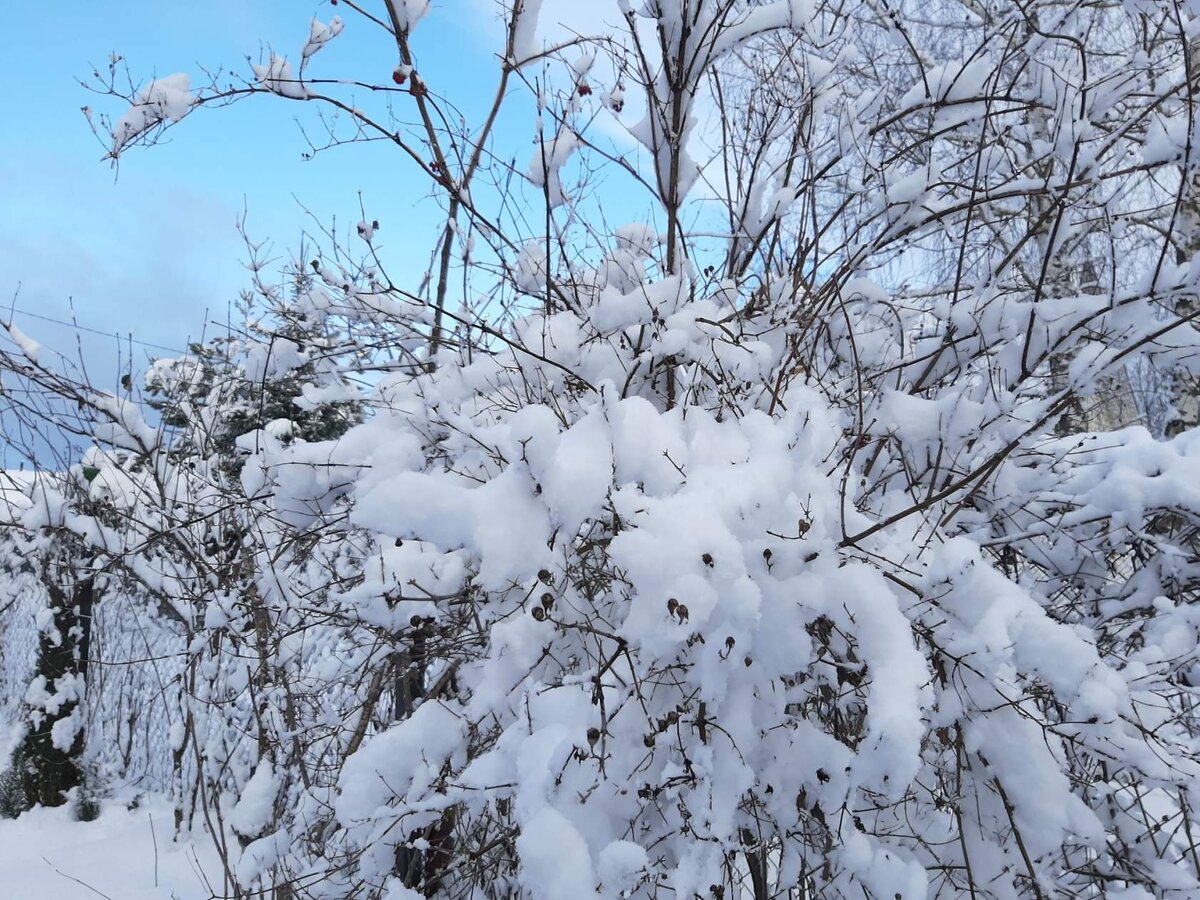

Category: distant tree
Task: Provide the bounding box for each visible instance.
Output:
[0,410,103,814]
[17,555,94,810]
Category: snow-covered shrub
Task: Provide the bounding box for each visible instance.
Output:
[3,0,1200,897]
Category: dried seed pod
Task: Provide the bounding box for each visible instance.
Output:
[701,552,714,567]
[666,597,679,615]
[531,606,546,621]
[537,568,552,584]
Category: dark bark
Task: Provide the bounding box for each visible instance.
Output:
[392,629,458,897]
[17,576,94,809]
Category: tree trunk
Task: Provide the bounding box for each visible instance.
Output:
[18,574,94,809]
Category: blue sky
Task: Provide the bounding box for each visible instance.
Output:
[1,1,536,384]
[0,0,661,464]
[0,1,711,468]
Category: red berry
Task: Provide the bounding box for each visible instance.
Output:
[392,69,407,85]
[577,82,592,96]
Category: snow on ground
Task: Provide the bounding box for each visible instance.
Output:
[0,795,225,900]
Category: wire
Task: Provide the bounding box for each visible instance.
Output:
[4,305,185,355]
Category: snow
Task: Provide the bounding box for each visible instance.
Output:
[109,73,194,155]
[388,0,431,33]
[0,796,224,900]
[899,58,994,109]
[3,322,41,362]
[252,55,308,99]
[302,15,344,60]
[511,0,545,64]
[596,839,648,893]
[336,701,467,823]
[527,127,579,208]
[516,807,599,900]
[229,760,278,838]
[90,392,159,451]
[513,241,550,296]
